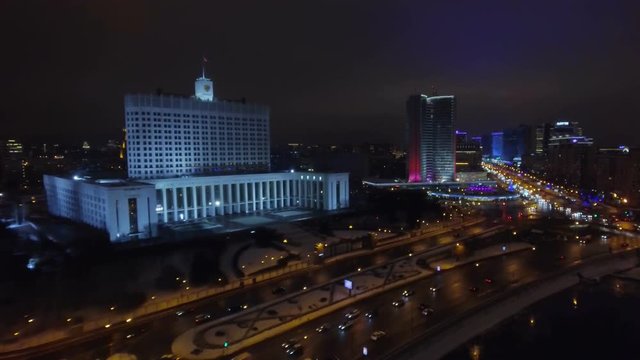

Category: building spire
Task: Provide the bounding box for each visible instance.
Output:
[201,56,208,78]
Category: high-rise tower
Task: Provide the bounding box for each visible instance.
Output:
[406,94,456,183]
[124,60,270,179]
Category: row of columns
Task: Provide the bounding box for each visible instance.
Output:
[157,178,332,223]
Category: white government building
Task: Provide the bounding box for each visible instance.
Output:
[44,66,349,242]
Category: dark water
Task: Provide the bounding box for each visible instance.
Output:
[443,276,640,360]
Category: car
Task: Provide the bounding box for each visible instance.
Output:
[370,330,387,341]
[160,355,179,360]
[316,323,330,333]
[484,278,493,284]
[226,304,249,313]
[392,299,404,307]
[175,308,194,317]
[338,320,354,331]
[418,303,431,310]
[429,286,440,293]
[124,326,148,340]
[286,343,303,356]
[345,309,360,319]
[365,309,378,319]
[281,338,299,349]
[272,287,287,295]
[621,242,630,248]
[401,289,415,298]
[469,286,479,293]
[422,307,434,316]
[194,314,212,323]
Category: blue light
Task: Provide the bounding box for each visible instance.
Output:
[27,258,38,270]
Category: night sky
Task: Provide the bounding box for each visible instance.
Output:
[1,0,639,146]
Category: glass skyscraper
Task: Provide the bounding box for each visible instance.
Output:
[406,94,456,183]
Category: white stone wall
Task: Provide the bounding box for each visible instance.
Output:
[43,175,158,242]
[125,94,270,179]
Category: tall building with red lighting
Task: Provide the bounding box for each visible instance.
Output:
[406,94,455,183]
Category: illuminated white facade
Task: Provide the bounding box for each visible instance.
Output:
[44,172,349,241]
[125,95,270,179]
[44,66,350,242]
[43,175,158,242]
[148,172,349,224]
[125,70,270,179]
[195,75,214,101]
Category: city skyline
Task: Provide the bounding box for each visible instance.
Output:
[3,2,640,360]
[2,0,640,146]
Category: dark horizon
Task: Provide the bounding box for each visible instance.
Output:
[2,0,639,147]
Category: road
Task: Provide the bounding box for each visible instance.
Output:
[28,220,490,360]
[238,227,638,360]
[485,162,622,219]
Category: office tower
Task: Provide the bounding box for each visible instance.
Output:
[406,94,455,183]
[535,123,551,154]
[503,125,533,163]
[481,134,493,157]
[124,67,270,180]
[455,132,482,173]
[491,132,504,159]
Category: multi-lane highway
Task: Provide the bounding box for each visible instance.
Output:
[26,220,490,360]
[237,229,638,360]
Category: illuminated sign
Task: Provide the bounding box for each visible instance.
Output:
[344,279,353,290]
[556,121,569,126]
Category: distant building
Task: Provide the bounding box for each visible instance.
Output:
[502,125,533,163]
[491,132,504,159]
[535,123,551,155]
[406,94,455,183]
[547,135,595,188]
[595,146,640,206]
[0,139,26,194]
[481,134,493,157]
[455,131,482,173]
